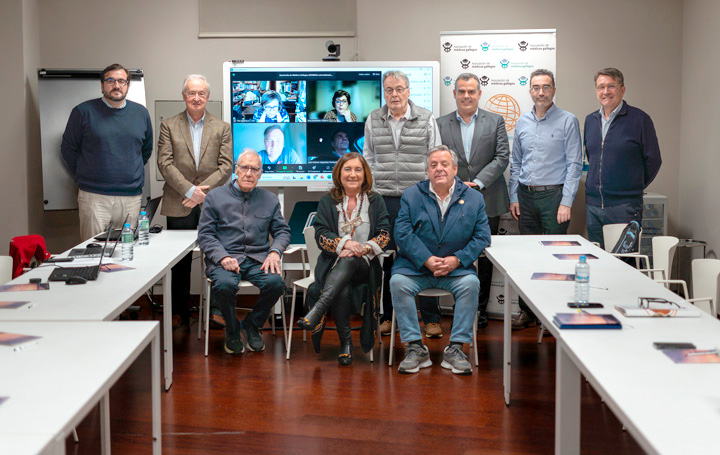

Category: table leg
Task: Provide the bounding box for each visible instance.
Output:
[100,392,111,454]
[555,343,581,455]
[151,330,162,454]
[503,276,513,406]
[163,270,173,391]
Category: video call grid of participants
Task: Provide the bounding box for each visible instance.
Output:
[230,75,381,172]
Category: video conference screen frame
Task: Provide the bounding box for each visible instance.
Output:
[222,61,440,187]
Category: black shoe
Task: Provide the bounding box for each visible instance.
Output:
[477,311,488,329]
[224,331,245,355]
[297,302,329,333]
[241,320,265,352]
[333,301,353,366]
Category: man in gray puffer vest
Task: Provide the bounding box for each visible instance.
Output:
[363,70,444,338]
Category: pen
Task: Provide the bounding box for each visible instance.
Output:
[686,349,718,357]
[590,285,608,290]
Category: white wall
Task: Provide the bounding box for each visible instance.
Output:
[2,0,694,252]
[0,1,31,248]
[680,0,720,258]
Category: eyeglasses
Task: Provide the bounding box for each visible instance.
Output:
[530,85,554,93]
[238,165,261,175]
[264,104,280,111]
[596,84,621,92]
[384,87,408,95]
[103,78,128,86]
[335,98,349,105]
[186,91,207,99]
[638,297,680,309]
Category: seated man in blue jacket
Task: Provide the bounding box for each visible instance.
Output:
[198,149,291,355]
[390,145,491,375]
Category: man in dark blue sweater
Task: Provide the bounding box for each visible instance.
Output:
[61,63,153,240]
[584,68,662,248]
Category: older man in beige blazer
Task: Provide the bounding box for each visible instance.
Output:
[157,74,232,327]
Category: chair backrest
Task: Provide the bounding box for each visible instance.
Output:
[604,221,641,253]
[691,259,720,316]
[302,226,322,281]
[0,255,12,284]
[9,234,51,279]
[651,236,679,281]
[288,201,320,244]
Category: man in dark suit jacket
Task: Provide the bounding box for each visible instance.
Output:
[437,73,509,328]
[157,74,233,327]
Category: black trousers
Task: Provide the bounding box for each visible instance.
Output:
[320,257,370,337]
[166,206,202,322]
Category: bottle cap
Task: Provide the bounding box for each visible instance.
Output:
[580,255,587,261]
[140,211,147,216]
[124,223,131,228]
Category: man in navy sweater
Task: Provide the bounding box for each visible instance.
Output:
[61,63,153,240]
[584,68,662,247]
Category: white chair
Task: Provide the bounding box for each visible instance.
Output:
[387,288,479,368]
[286,225,376,362]
[286,226,321,360]
[688,259,720,316]
[0,256,12,284]
[602,223,633,252]
[198,257,287,357]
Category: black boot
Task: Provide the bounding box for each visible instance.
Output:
[297,296,331,333]
[333,301,353,366]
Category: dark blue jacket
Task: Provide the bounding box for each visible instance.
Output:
[198,182,291,275]
[392,177,491,277]
[584,102,662,207]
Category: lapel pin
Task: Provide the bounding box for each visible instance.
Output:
[459,199,465,205]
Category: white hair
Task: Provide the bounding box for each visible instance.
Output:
[182,74,210,95]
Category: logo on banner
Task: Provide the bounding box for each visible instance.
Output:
[518,76,528,86]
[480,75,490,86]
[460,59,471,69]
[485,94,521,131]
[481,42,490,51]
[500,59,510,69]
[518,41,529,51]
[497,294,504,305]
[442,42,453,53]
[443,76,453,86]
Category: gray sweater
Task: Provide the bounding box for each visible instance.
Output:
[198,181,290,274]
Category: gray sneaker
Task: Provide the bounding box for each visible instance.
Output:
[398,344,432,374]
[241,320,265,352]
[441,344,472,375]
[224,331,245,355]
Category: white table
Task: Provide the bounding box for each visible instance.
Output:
[485,235,720,455]
[0,321,161,455]
[0,230,198,390]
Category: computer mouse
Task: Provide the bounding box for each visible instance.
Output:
[65,276,88,285]
[87,243,101,248]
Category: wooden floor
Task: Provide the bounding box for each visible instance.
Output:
[67,297,645,455]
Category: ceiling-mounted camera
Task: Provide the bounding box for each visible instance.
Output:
[323,40,341,61]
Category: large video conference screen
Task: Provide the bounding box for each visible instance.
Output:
[222,61,439,187]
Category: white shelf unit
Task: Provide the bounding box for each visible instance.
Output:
[641,192,668,258]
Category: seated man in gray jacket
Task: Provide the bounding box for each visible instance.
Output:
[198,149,291,355]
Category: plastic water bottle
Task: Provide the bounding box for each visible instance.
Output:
[121,223,134,261]
[575,255,590,303]
[138,211,150,246]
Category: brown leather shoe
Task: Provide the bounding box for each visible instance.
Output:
[378,319,394,336]
[210,314,226,329]
[511,310,537,330]
[172,314,183,329]
[424,322,443,338]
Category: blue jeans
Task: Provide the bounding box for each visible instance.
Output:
[208,258,285,336]
[586,201,643,249]
[390,273,479,344]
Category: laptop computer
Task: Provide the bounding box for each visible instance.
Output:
[69,214,126,258]
[95,196,162,242]
[49,223,113,282]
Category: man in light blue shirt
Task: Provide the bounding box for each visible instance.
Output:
[508,69,582,328]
